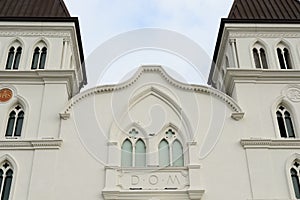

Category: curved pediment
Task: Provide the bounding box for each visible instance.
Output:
[61,65,243,117]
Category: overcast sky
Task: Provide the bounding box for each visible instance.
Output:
[63,0,234,86]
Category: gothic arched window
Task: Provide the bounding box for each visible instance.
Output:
[172,140,184,166]
[121,129,146,167]
[121,139,132,167]
[158,129,184,167]
[5,46,22,70]
[159,139,170,167]
[135,139,146,167]
[276,105,295,138]
[253,47,268,69]
[291,161,300,199]
[277,46,292,69]
[5,105,24,137]
[31,46,47,70]
[0,162,13,200]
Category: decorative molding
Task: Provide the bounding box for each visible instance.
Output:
[102,189,205,200]
[229,32,300,38]
[107,142,118,146]
[0,70,78,97]
[188,141,197,146]
[63,66,244,114]
[59,113,70,120]
[231,112,245,121]
[225,69,300,97]
[0,31,71,38]
[188,189,205,200]
[240,139,300,149]
[282,85,300,103]
[0,139,63,150]
[187,165,201,169]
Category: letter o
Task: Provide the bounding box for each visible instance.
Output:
[149,175,158,185]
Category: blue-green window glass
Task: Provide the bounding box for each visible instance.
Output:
[277,106,295,138]
[291,163,300,199]
[31,47,40,69]
[39,47,47,69]
[172,140,184,167]
[5,47,15,70]
[135,139,146,167]
[0,162,13,200]
[285,112,295,138]
[2,169,13,200]
[5,105,24,138]
[12,47,22,70]
[121,139,132,167]
[5,111,15,137]
[14,111,24,137]
[159,139,170,167]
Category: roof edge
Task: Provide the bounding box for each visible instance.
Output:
[58,0,71,17]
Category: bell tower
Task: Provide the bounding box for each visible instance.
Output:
[208,1,300,199]
[0,0,86,199]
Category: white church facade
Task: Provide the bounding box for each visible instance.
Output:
[0,0,300,199]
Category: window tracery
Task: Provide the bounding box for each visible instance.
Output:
[5,105,24,137]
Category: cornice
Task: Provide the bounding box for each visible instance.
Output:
[0,30,71,38]
[62,66,244,115]
[0,70,78,97]
[0,139,63,150]
[229,32,300,38]
[225,69,300,95]
[241,138,300,149]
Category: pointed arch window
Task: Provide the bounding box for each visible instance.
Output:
[0,162,13,200]
[159,139,170,167]
[277,46,292,69]
[172,140,184,166]
[121,129,146,167]
[5,46,22,70]
[276,105,295,138]
[5,105,24,137]
[31,46,47,69]
[252,46,268,69]
[291,161,300,199]
[121,139,132,167]
[158,129,184,167]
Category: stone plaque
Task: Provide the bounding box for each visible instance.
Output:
[119,169,189,190]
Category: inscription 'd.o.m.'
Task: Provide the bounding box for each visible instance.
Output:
[0,88,13,102]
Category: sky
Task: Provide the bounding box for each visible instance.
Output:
[63,0,234,86]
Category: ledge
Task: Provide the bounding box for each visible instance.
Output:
[102,189,205,200]
[231,112,245,120]
[240,138,300,149]
[0,139,63,150]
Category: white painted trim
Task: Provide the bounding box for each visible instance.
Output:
[62,66,243,114]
